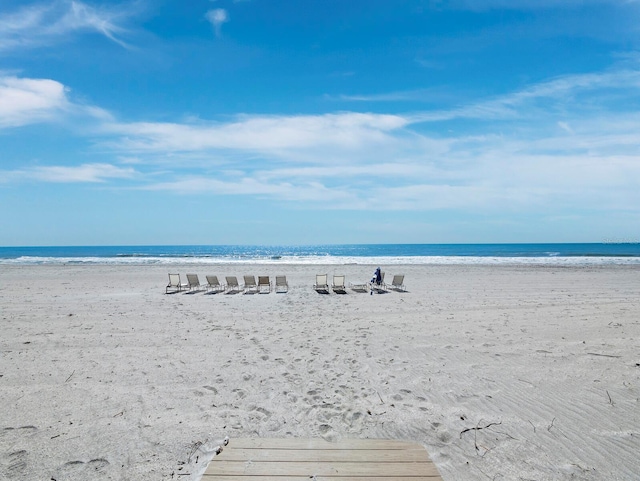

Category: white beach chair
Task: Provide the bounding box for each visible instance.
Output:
[314,274,329,293]
[243,275,259,294]
[349,275,369,293]
[166,273,187,293]
[388,274,406,292]
[186,273,203,292]
[258,276,271,293]
[205,275,225,293]
[332,275,347,293]
[370,271,387,293]
[225,276,241,293]
[275,275,288,293]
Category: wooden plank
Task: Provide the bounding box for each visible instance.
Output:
[226,438,420,450]
[203,438,444,480]
[205,461,440,476]
[215,447,431,463]
[203,477,440,480]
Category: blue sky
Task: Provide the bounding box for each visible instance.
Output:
[1,0,640,245]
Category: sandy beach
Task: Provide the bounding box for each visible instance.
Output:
[1,263,639,480]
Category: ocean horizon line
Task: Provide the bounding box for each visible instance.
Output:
[2,241,640,248]
[1,243,640,266]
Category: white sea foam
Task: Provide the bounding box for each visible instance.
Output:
[2,255,640,266]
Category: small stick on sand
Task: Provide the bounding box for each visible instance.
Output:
[460,421,502,438]
[460,420,503,455]
[606,390,614,405]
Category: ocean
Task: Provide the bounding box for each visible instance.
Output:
[1,244,640,265]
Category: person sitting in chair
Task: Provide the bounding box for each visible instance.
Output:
[371,267,382,286]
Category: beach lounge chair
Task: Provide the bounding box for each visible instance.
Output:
[275,275,288,293]
[388,274,406,292]
[332,275,347,293]
[313,274,329,293]
[186,273,203,292]
[349,276,369,293]
[225,276,241,293]
[370,269,387,293]
[243,275,259,294]
[258,276,271,293]
[205,275,225,293]
[166,273,187,293]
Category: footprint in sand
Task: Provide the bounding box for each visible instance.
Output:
[0,426,38,480]
[232,388,246,399]
[2,450,28,479]
[343,411,366,431]
[55,458,110,480]
[430,422,453,446]
[252,406,272,418]
[318,424,338,442]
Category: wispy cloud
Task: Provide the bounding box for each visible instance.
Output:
[334,69,640,114]
[331,88,451,103]
[5,65,640,214]
[109,65,640,212]
[0,0,136,51]
[103,113,409,154]
[142,177,354,203]
[205,8,228,37]
[409,68,640,123]
[1,163,137,183]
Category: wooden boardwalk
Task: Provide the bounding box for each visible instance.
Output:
[203,438,443,480]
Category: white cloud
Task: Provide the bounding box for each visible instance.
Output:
[104,113,409,154]
[79,64,639,213]
[1,163,136,183]
[0,0,134,51]
[60,1,130,47]
[500,69,640,104]
[32,163,136,182]
[0,75,112,128]
[557,121,573,134]
[0,76,68,128]
[409,69,640,123]
[332,88,450,103]
[142,176,357,204]
[205,8,228,37]
[4,64,639,216]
